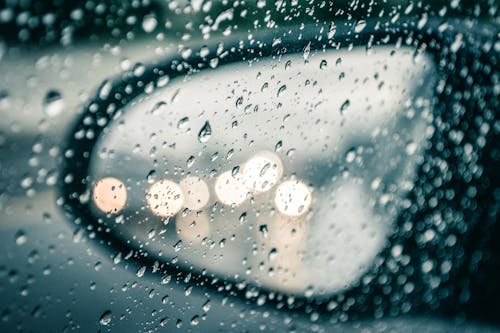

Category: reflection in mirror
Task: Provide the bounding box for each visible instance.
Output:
[89,46,436,296]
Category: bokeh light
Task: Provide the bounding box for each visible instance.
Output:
[92,177,127,214]
[146,179,184,217]
[274,180,312,217]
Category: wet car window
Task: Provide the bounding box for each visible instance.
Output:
[0,1,499,332]
[87,46,436,296]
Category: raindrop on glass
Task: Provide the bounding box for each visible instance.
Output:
[142,14,158,33]
[177,117,189,129]
[354,20,367,33]
[43,90,64,118]
[340,99,350,114]
[99,310,112,326]
[15,230,27,245]
[303,42,311,60]
[198,121,212,143]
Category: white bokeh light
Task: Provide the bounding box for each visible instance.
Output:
[274,180,312,217]
[242,151,283,193]
[146,179,184,217]
[92,177,127,214]
[214,170,250,206]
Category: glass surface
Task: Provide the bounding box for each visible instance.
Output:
[90,46,436,296]
[0,1,498,332]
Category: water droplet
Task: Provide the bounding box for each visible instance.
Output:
[340,99,350,114]
[328,23,337,39]
[157,75,170,87]
[15,230,27,245]
[160,317,169,326]
[259,162,271,177]
[43,90,64,117]
[31,305,42,318]
[142,14,158,33]
[186,155,196,168]
[28,250,39,264]
[0,90,10,110]
[202,300,211,312]
[303,42,311,60]
[94,261,102,271]
[275,140,283,152]
[133,63,146,77]
[99,310,112,326]
[181,47,192,59]
[320,60,328,69]
[277,85,287,97]
[42,212,52,224]
[113,252,122,264]
[286,148,296,157]
[43,266,51,275]
[259,224,268,238]
[173,240,183,252]
[190,315,199,326]
[305,286,314,298]
[231,165,240,176]
[450,33,463,53]
[226,149,234,160]
[136,266,146,278]
[354,20,367,33]
[72,228,84,243]
[345,148,356,163]
[405,141,418,155]
[268,248,278,261]
[177,116,189,129]
[371,177,382,190]
[199,46,210,58]
[98,80,112,100]
[235,96,244,108]
[417,14,428,29]
[147,169,157,183]
[17,286,30,297]
[209,58,219,68]
[198,121,212,143]
[147,229,156,239]
[150,101,167,116]
[219,238,226,248]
